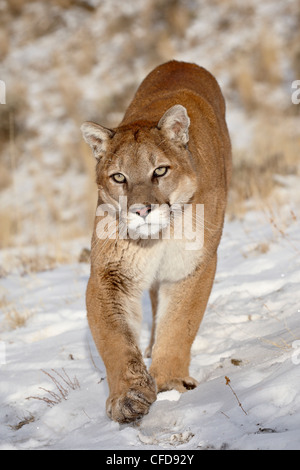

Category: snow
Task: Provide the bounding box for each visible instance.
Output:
[1,209,300,450]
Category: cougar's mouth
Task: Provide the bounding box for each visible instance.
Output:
[126,204,171,239]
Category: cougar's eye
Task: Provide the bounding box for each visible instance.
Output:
[111,173,126,183]
[153,166,168,177]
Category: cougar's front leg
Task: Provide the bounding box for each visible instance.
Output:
[86,272,156,423]
[149,255,217,393]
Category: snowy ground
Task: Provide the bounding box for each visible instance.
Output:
[1,205,300,450]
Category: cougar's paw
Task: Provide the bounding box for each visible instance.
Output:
[156,376,199,393]
[144,345,152,358]
[106,378,157,423]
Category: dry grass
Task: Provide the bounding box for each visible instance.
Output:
[225,376,247,416]
[0,293,34,330]
[0,28,9,61]
[0,81,29,155]
[266,207,300,253]
[27,368,80,407]
[8,413,35,431]
[0,211,16,248]
[232,56,257,112]
[255,30,282,85]
[228,111,300,217]
[17,251,71,275]
[5,306,33,329]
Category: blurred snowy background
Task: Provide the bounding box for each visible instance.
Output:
[0,0,299,273]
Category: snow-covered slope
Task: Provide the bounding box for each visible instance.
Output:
[1,209,299,450]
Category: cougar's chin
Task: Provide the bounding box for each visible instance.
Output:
[127,207,171,240]
[137,222,167,238]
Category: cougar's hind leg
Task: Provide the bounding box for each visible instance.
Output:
[144,283,159,358]
[149,255,217,393]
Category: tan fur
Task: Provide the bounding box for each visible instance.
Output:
[81,61,231,423]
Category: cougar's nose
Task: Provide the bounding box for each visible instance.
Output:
[130,204,152,219]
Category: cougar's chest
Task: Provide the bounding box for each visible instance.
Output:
[156,240,203,282]
[126,239,203,288]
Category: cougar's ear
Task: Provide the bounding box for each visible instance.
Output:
[81,121,115,158]
[157,105,190,146]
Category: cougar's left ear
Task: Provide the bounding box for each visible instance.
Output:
[157,105,190,146]
[81,121,115,158]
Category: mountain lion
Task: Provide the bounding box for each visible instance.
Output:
[81,60,231,423]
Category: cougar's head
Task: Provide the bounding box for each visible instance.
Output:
[81,105,197,239]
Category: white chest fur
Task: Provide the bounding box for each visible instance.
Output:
[156,239,203,283]
[131,239,202,286]
[124,238,203,290]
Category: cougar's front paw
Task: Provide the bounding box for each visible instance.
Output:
[106,375,157,423]
[156,375,199,393]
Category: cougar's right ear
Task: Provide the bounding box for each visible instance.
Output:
[157,105,190,146]
[81,121,115,158]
